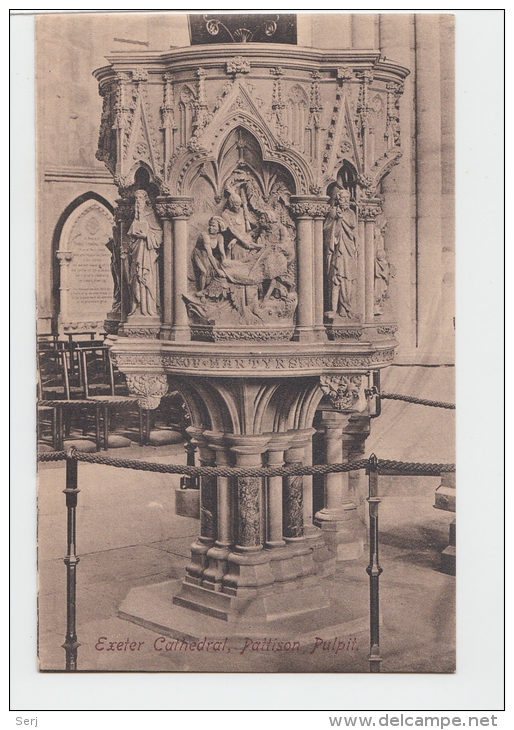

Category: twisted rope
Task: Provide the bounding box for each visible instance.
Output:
[381,392,455,410]
[37,449,454,477]
[38,450,67,462]
[71,451,369,478]
[374,459,455,476]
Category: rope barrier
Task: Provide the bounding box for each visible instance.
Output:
[38,449,454,477]
[40,449,455,672]
[380,392,455,410]
[38,450,68,462]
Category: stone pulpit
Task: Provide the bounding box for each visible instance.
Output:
[94,36,408,632]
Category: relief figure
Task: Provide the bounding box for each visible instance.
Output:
[192,216,228,297]
[254,211,295,303]
[186,172,298,329]
[374,217,390,316]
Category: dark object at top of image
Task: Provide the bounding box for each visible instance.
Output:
[188,14,297,45]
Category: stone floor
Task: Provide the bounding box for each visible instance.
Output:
[37,438,455,674]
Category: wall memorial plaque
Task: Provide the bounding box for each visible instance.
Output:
[57,199,115,334]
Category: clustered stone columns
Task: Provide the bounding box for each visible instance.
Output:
[290,197,330,341]
[174,429,323,620]
[155,197,194,342]
[314,373,368,561]
[183,429,217,585]
[265,434,289,549]
[314,410,363,560]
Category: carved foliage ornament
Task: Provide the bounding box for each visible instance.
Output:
[290,202,330,219]
[237,477,261,547]
[320,374,363,411]
[114,197,134,222]
[283,473,303,538]
[226,57,251,76]
[155,201,194,219]
[359,204,382,221]
[125,373,169,410]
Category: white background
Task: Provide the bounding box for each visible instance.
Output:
[9,3,507,723]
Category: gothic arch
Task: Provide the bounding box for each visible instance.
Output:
[123,160,163,193]
[286,84,309,150]
[172,116,313,196]
[51,192,114,330]
[178,84,196,148]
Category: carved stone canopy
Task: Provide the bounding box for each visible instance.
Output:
[94,46,408,199]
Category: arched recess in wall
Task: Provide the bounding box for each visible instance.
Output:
[51,192,115,333]
[326,160,358,203]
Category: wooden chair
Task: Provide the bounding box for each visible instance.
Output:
[79,346,141,449]
[37,350,100,450]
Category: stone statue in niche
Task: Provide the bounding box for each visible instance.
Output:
[324,189,358,320]
[185,172,297,331]
[374,217,390,316]
[125,190,163,317]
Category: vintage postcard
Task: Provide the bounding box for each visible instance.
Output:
[36,11,456,674]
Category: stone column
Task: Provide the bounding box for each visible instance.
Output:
[156,199,173,339]
[282,429,316,541]
[415,14,443,351]
[222,435,275,593]
[184,429,217,585]
[356,217,366,321]
[160,198,194,342]
[56,251,72,333]
[290,197,329,341]
[265,434,290,549]
[283,442,305,542]
[203,433,234,591]
[343,413,371,525]
[314,377,366,561]
[378,13,416,355]
[313,211,328,333]
[360,202,382,324]
[301,434,321,539]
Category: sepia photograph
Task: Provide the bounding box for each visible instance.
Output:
[34,10,458,675]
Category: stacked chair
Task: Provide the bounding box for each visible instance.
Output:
[37,332,188,452]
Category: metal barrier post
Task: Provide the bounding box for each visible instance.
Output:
[62,448,80,670]
[366,453,383,672]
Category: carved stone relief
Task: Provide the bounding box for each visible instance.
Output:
[319,374,363,412]
[125,373,169,409]
[237,476,261,547]
[183,127,298,337]
[374,216,392,316]
[283,473,304,538]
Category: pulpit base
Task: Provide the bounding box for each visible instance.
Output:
[173,575,328,622]
[118,578,369,643]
